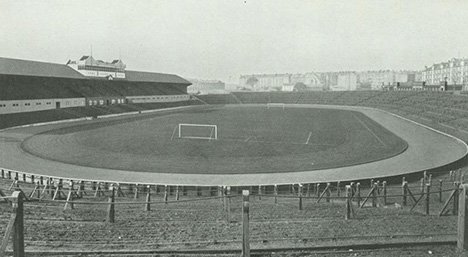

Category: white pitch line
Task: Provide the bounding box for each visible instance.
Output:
[305,131,312,145]
[352,114,387,147]
[170,126,178,141]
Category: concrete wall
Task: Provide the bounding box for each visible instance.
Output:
[126,94,190,103]
[0,98,86,114]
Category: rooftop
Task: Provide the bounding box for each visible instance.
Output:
[0,57,190,84]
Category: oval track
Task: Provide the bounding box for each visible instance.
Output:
[0,104,466,186]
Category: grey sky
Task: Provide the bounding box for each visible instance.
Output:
[1,0,467,83]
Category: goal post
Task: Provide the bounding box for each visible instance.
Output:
[267,103,286,110]
[178,123,218,140]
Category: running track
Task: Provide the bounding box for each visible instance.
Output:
[0,104,466,186]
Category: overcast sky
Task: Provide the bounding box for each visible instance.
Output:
[1,0,468,83]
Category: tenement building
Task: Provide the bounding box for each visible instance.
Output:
[417,58,468,87]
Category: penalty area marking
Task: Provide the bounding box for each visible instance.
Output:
[352,113,386,147]
[170,126,178,141]
[305,131,312,145]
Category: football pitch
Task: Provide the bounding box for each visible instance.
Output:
[21,105,408,174]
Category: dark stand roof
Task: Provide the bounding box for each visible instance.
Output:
[125,70,190,84]
[0,57,84,79]
[0,57,191,85]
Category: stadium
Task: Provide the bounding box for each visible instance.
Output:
[2,55,468,256]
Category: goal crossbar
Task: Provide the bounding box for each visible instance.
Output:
[178,123,218,140]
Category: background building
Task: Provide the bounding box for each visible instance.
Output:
[239,70,415,92]
[239,73,323,92]
[417,58,468,89]
[333,72,358,91]
[67,56,126,80]
[357,70,415,90]
[239,74,290,91]
[188,79,226,94]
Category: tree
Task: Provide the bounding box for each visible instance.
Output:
[246,76,259,89]
[294,82,307,91]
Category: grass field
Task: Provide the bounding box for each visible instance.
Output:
[21,105,408,174]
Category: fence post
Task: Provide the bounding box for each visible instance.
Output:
[436,179,441,203]
[164,185,168,204]
[78,181,84,198]
[258,185,262,200]
[372,183,377,207]
[107,184,115,223]
[298,184,303,210]
[345,185,351,220]
[455,182,461,215]
[420,178,425,193]
[0,169,3,178]
[402,181,408,206]
[52,178,64,200]
[326,182,331,203]
[49,179,55,199]
[134,184,139,199]
[12,191,25,257]
[35,181,41,199]
[425,183,431,215]
[242,190,250,257]
[175,185,180,201]
[274,184,278,204]
[458,184,468,251]
[382,181,387,206]
[145,185,151,211]
[350,182,355,196]
[336,181,341,197]
[64,180,75,210]
[356,183,361,206]
[307,183,311,197]
[316,183,320,198]
[8,170,12,179]
[30,175,34,184]
[226,186,231,223]
[22,173,26,183]
[45,178,52,193]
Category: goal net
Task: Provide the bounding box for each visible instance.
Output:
[178,123,218,140]
[267,103,286,110]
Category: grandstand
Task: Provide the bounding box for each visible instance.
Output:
[0,56,199,128]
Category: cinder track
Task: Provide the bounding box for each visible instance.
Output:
[0,104,466,186]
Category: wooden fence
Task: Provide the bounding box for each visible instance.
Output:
[1,168,467,256]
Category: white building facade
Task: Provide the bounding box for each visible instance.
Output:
[67,56,126,80]
[418,58,468,86]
